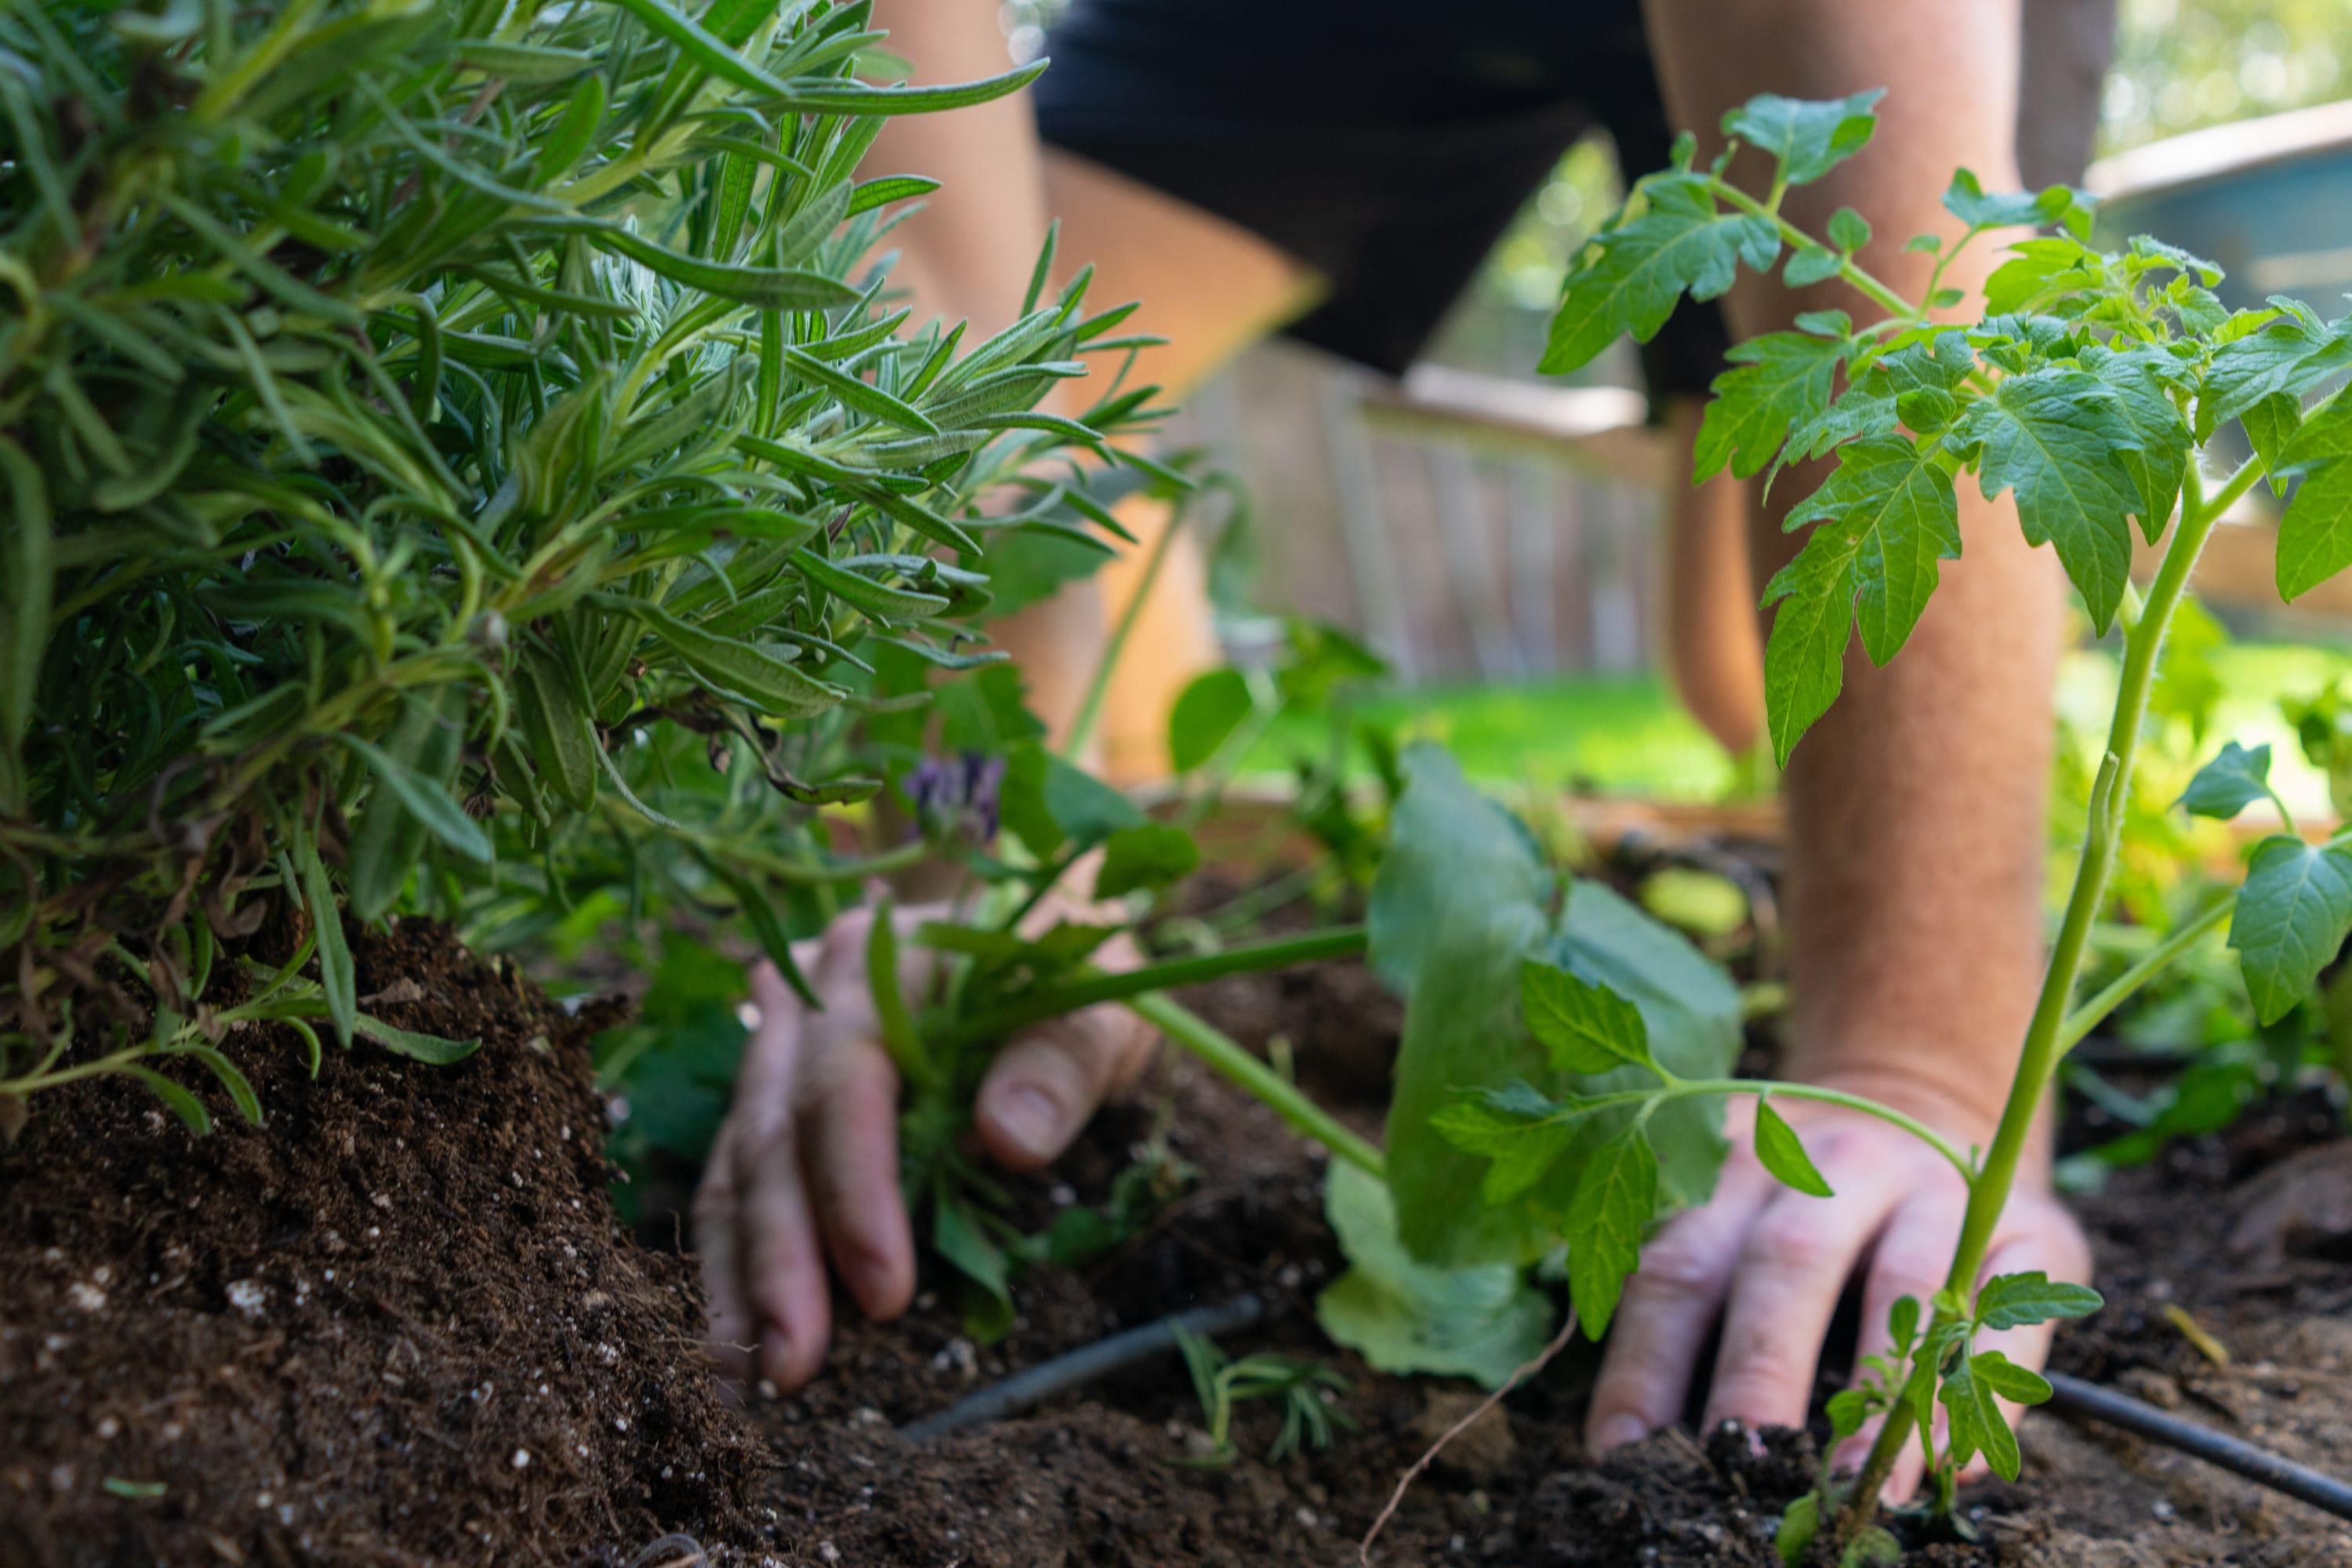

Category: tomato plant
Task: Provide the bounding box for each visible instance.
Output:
[1388,88,2352,1552]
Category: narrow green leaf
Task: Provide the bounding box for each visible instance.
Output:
[0,437,53,770]
[1754,1098,1833,1197]
[454,40,594,81]
[866,902,934,1088]
[513,649,598,813]
[604,0,797,95]
[790,547,949,622]
[593,228,859,311]
[847,173,942,215]
[1566,1123,1657,1338]
[626,598,849,717]
[1519,960,1654,1075]
[2229,836,2352,1025]
[177,1045,263,1126]
[761,59,1048,116]
[332,731,490,864]
[354,1014,481,1065]
[125,1066,211,1136]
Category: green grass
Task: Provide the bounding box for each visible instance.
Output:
[1248,675,1741,801]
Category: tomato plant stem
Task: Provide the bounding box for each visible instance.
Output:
[1124,989,1385,1178]
[1842,458,2246,1529]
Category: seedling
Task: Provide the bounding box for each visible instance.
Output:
[1390,88,2352,1548]
[1170,1321,1356,1467]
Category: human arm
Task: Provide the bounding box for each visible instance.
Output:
[1587,0,2089,1487]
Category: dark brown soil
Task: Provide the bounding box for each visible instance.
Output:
[738,948,2352,1568]
[0,918,764,1568]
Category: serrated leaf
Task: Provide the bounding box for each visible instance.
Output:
[2084,343,2190,543]
[1942,169,2096,240]
[1789,328,1973,463]
[1761,434,1961,762]
[1431,1087,1585,1205]
[1520,960,1653,1074]
[1969,1347,2056,1404]
[354,1014,481,1065]
[1541,174,1780,376]
[1949,366,2142,633]
[2230,836,2352,1025]
[1754,1098,1833,1197]
[2278,459,2352,601]
[1940,1349,2021,1479]
[1721,90,1883,187]
[1566,1123,1657,1338]
[1093,822,1200,898]
[1694,328,1849,482]
[2198,307,2352,441]
[2179,741,2274,821]
[1315,1162,1557,1387]
[1973,1271,2104,1330]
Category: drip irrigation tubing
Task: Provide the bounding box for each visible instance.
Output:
[897,1294,1265,1443]
[2043,1369,2352,1523]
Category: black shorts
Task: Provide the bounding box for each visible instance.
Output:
[1033,0,2114,390]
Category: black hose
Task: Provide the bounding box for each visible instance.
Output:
[898,1294,1265,1443]
[2043,1369,2352,1523]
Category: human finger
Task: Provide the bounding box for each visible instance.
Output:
[794,1023,914,1321]
[1831,1181,1968,1494]
[1701,1155,1907,1436]
[974,1004,1156,1169]
[1585,1160,1773,1454]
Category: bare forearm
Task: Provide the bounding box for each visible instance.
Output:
[1646,0,2059,1124]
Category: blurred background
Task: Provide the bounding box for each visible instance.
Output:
[996,0,2352,810]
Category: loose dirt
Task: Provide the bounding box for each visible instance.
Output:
[0,918,763,1567]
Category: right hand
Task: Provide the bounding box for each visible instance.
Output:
[693,905,1157,1392]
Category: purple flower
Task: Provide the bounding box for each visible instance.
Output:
[907,751,1004,847]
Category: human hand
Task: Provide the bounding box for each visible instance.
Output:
[1582,1082,2089,1498]
[693,903,1157,1393]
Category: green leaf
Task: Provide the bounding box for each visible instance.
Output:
[628,599,848,717]
[2278,458,2352,601]
[1973,1271,2104,1330]
[1776,1494,1820,1567]
[1754,1098,1833,1198]
[1948,366,2142,633]
[1941,169,2097,240]
[1721,91,1883,187]
[1840,1526,1903,1568]
[1940,1350,2020,1479]
[779,346,938,435]
[998,744,1144,857]
[1167,668,1254,773]
[2179,741,2274,821]
[847,173,942,216]
[292,839,354,1049]
[1783,243,1842,288]
[125,1066,211,1136]
[790,548,950,623]
[0,439,52,779]
[1693,326,1849,482]
[512,648,598,814]
[1431,1085,1586,1205]
[865,902,931,1088]
[592,228,859,312]
[1372,746,1557,1265]
[2083,343,2191,543]
[2230,836,2352,1025]
[1314,1162,1557,1388]
[333,731,490,865]
[1828,207,1871,253]
[2198,307,2352,441]
[605,0,797,96]
[1761,434,1961,763]
[178,1045,263,1127]
[1520,960,1654,1075]
[1541,173,1780,376]
[348,688,470,920]
[354,1014,481,1065]
[1564,1123,1657,1338]
[1094,822,1200,898]
[1969,1347,2056,1404]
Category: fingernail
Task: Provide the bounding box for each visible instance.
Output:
[1594,1415,1648,1454]
[993,1084,1065,1160]
[757,1315,794,1388]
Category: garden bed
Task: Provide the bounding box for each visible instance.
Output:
[11,917,2352,1566]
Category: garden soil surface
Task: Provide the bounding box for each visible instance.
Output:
[749,950,2352,1568]
[16,914,2352,1566]
[0,917,764,1567]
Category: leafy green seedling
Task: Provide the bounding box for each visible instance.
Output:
[1171,1321,1357,1468]
[1396,83,2352,1545]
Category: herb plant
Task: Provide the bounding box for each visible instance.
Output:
[0,0,1185,1127]
[1388,89,2352,1548]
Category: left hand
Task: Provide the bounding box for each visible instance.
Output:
[1581,1080,2089,1499]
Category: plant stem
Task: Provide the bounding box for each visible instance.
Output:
[1709,181,1921,325]
[1563,1079,1976,1178]
[924,925,1369,1054]
[1842,456,2246,1528]
[1124,990,1384,1178]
